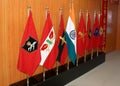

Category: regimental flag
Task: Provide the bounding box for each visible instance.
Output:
[39,12,58,69]
[93,13,100,50]
[99,14,104,50]
[56,14,68,65]
[65,3,77,64]
[77,12,86,56]
[86,13,93,52]
[17,10,40,76]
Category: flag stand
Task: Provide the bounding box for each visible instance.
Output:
[26,75,29,86]
[76,55,79,67]
[84,50,87,63]
[97,48,99,56]
[67,58,69,70]
[91,48,93,60]
[56,62,59,75]
[43,67,46,81]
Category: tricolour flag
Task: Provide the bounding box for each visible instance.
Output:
[77,12,86,56]
[86,12,93,52]
[65,3,76,64]
[17,10,40,76]
[93,13,100,50]
[39,12,58,69]
[56,13,68,65]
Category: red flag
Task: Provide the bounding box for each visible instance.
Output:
[93,13,100,50]
[77,13,86,56]
[39,12,58,69]
[56,14,68,65]
[99,14,104,50]
[86,13,93,52]
[17,11,40,76]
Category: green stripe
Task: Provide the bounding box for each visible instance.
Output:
[65,32,76,64]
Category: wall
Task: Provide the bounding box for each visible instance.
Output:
[0,0,9,86]
[0,0,102,85]
[106,0,118,52]
[116,2,120,50]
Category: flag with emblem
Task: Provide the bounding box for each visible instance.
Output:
[65,3,76,64]
[39,12,58,69]
[99,14,104,50]
[86,12,93,52]
[77,12,86,56]
[93,13,100,50]
[56,13,68,65]
[17,10,40,76]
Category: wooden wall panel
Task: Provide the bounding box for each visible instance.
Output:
[0,0,9,86]
[106,1,118,52]
[116,3,120,50]
[0,0,102,85]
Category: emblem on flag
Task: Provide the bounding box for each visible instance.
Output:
[69,30,76,40]
[99,27,103,36]
[88,30,92,39]
[41,30,55,52]
[22,36,38,52]
[94,28,99,36]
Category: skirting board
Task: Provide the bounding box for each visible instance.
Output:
[10,52,105,86]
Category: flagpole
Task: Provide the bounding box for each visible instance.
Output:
[76,9,81,67]
[91,11,96,60]
[84,10,89,63]
[67,0,73,70]
[27,75,29,86]
[26,6,31,86]
[67,0,70,68]
[56,8,63,75]
[42,7,49,81]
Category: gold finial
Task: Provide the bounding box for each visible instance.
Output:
[27,6,31,16]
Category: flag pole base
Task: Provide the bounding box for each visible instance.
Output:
[26,75,29,86]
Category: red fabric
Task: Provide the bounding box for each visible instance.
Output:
[17,11,40,76]
[77,13,86,56]
[57,14,68,65]
[86,13,93,52]
[93,13,100,50]
[39,13,58,69]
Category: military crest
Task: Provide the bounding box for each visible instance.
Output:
[22,36,38,52]
[88,29,92,39]
[94,28,99,36]
[99,27,103,36]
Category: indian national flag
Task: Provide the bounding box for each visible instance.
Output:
[65,3,76,64]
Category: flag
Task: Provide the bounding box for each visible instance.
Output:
[86,13,93,52]
[39,12,58,69]
[99,14,104,50]
[17,10,40,76]
[65,3,76,64]
[56,14,68,65]
[77,12,86,56]
[93,13,100,50]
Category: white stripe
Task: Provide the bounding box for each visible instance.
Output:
[40,27,55,65]
[66,16,76,53]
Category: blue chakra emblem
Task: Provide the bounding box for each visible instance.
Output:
[69,30,76,40]
[94,28,99,36]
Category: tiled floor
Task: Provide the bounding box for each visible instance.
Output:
[65,51,120,86]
